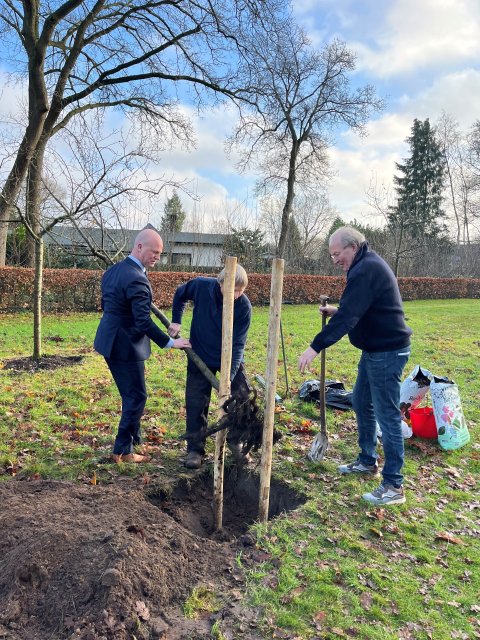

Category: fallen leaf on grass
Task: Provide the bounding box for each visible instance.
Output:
[313,611,327,626]
[369,527,383,538]
[408,440,438,455]
[281,586,305,603]
[359,592,373,609]
[435,532,465,545]
[366,508,386,521]
[251,550,272,562]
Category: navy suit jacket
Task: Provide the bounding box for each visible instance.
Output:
[94,257,170,362]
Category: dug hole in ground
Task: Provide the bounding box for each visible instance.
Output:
[0,466,306,640]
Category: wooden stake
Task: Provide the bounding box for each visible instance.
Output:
[213,256,237,531]
[258,258,285,523]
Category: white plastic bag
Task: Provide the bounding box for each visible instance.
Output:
[376,420,412,439]
[430,380,470,451]
[400,365,432,420]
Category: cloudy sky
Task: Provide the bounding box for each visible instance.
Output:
[1,0,479,230]
[157,0,480,227]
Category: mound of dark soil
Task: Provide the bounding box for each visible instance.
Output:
[0,473,305,639]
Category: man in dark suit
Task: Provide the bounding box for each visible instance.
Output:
[94,228,191,463]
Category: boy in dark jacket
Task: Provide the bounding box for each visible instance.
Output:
[169,265,252,469]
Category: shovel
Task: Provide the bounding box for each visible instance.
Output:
[150,302,219,390]
[307,295,330,462]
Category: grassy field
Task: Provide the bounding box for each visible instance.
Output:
[0,300,479,639]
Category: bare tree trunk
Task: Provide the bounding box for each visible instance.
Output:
[33,237,44,360]
[0,63,49,264]
[25,147,45,267]
[277,145,298,258]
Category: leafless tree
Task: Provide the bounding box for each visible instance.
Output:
[364,175,420,276]
[466,120,480,238]
[435,112,475,244]
[228,16,382,259]
[292,192,336,259]
[0,0,281,265]
[15,122,175,359]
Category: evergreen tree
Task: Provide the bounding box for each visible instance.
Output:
[161,191,186,233]
[223,227,268,271]
[389,118,446,239]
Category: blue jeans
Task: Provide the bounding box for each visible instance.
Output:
[352,346,410,487]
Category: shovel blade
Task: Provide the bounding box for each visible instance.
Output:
[307,433,329,462]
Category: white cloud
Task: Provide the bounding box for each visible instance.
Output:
[355,0,480,77]
[294,0,480,79]
[328,67,480,220]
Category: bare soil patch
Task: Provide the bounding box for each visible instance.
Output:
[3,355,83,372]
[0,471,305,639]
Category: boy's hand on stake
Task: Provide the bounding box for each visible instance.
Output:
[298,347,318,374]
[168,322,181,337]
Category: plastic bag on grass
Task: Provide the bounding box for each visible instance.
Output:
[376,420,412,440]
[430,379,470,451]
[400,365,432,420]
[298,379,353,410]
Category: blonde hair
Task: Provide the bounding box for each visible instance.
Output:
[217,264,248,288]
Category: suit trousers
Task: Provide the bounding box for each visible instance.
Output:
[106,358,147,454]
[185,360,250,454]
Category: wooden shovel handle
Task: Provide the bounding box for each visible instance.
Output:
[319,296,329,436]
[150,302,219,391]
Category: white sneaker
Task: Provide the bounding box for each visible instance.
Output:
[362,483,406,505]
[337,460,379,476]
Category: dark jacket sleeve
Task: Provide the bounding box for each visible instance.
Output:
[126,275,171,349]
[231,299,251,379]
[171,280,196,324]
[310,269,375,353]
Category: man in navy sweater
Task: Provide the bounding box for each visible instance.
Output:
[299,226,412,506]
[168,265,252,469]
[94,228,191,463]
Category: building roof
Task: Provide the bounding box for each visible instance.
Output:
[44,226,226,250]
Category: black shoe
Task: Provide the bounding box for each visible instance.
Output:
[184,451,203,469]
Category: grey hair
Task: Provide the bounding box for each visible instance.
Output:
[329,226,365,249]
[217,264,248,288]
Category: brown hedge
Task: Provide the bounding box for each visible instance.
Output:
[0,267,479,313]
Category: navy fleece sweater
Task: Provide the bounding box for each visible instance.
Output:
[171,277,251,377]
[311,244,412,354]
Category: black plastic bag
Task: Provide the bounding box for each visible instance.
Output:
[298,379,353,411]
[325,386,353,410]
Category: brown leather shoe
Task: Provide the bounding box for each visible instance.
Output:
[112,453,151,464]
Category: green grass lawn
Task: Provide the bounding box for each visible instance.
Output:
[0,300,479,639]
